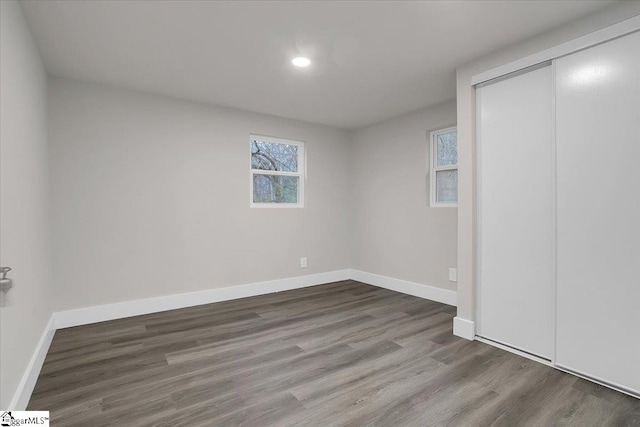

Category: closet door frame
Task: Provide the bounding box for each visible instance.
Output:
[470,16,640,86]
[471,18,640,398]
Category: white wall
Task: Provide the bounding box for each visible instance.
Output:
[455,3,640,325]
[49,78,351,311]
[0,0,52,409]
[350,101,457,291]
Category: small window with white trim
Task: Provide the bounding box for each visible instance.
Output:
[429,126,458,207]
[250,134,304,208]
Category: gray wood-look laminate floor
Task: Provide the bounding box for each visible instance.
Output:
[28,280,639,426]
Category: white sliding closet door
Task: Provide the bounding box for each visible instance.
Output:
[555,31,640,394]
[477,65,555,359]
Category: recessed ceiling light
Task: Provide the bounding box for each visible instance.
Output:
[292,57,311,67]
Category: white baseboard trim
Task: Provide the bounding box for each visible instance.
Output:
[54,269,351,329]
[350,270,457,306]
[9,314,56,410]
[453,316,475,340]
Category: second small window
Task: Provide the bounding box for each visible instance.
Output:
[250,135,304,207]
[429,126,458,207]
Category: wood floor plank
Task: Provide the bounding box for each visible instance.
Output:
[27,280,639,426]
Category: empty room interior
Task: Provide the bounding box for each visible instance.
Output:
[1,0,639,425]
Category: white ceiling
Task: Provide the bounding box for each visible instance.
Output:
[21,0,615,129]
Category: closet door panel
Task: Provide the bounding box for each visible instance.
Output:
[555,31,640,394]
[477,65,555,359]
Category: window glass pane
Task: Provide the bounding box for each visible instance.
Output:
[436,170,458,203]
[437,131,458,166]
[253,174,299,204]
[251,139,298,172]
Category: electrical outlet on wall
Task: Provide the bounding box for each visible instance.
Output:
[300,257,308,268]
[449,268,457,282]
